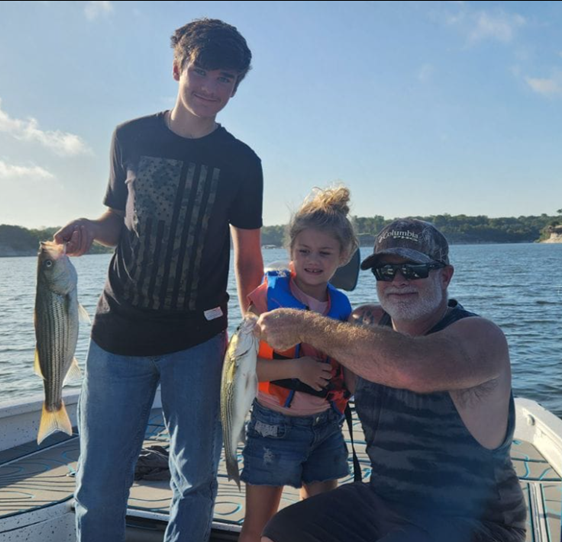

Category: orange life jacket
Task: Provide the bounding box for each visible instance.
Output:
[257,270,352,414]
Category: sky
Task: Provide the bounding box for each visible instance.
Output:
[0,0,561,229]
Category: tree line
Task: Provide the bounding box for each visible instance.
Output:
[261,213,561,247]
[1,212,560,256]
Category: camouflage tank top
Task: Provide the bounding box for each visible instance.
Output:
[354,300,526,530]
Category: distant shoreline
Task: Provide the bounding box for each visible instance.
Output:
[2,216,560,258]
[2,239,560,259]
[0,244,115,258]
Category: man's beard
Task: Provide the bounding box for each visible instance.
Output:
[379,279,445,322]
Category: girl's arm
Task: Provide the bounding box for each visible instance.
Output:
[256,356,332,393]
[249,301,332,392]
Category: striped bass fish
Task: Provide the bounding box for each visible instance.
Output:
[34,241,88,444]
[220,315,259,489]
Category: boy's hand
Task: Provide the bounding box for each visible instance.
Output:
[54,219,96,256]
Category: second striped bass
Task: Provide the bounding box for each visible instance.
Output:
[220,315,259,489]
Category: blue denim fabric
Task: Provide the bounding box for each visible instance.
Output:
[263,482,527,542]
[74,333,227,542]
[241,400,349,488]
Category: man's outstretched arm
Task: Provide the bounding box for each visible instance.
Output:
[255,308,509,393]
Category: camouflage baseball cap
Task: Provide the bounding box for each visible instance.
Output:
[360,218,450,270]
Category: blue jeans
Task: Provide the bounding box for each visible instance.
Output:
[74,332,227,542]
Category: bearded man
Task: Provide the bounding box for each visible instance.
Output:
[255,218,526,542]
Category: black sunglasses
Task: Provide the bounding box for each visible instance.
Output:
[371,262,446,282]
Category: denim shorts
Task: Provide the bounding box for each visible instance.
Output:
[241,400,349,488]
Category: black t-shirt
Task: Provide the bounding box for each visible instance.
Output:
[91,112,263,356]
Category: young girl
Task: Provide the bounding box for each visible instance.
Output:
[239,186,359,542]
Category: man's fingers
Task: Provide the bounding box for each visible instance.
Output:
[252,316,265,339]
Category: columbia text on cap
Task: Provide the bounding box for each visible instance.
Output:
[360,218,450,270]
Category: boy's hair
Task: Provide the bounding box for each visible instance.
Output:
[288,186,359,265]
[171,18,252,90]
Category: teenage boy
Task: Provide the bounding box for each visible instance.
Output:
[54,18,264,542]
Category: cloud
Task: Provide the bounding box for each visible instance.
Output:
[468,11,525,44]
[442,6,526,45]
[84,1,114,21]
[0,160,55,181]
[0,99,92,157]
[525,76,562,97]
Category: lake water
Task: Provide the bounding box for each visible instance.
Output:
[1,244,561,417]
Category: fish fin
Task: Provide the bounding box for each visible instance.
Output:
[34,349,44,379]
[63,358,82,386]
[78,304,91,324]
[225,455,241,491]
[37,401,73,444]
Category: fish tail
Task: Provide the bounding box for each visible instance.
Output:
[37,401,73,444]
[225,453,241,491]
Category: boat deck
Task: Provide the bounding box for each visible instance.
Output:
[0,406,560,541]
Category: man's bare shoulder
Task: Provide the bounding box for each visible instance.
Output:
[444,315,509,355]
[350,304,385,327]
[443,315,511,395]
